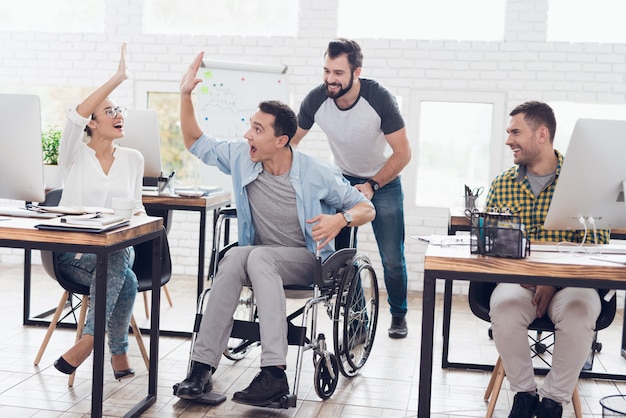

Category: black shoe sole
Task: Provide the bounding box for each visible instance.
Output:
[231,391,289,407]
[388,330,408,339]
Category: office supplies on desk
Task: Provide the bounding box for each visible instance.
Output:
[29,205,114,215]
[532,242,626,255]
[174,186,223,197]
[0,207,60,219]
[35,216,129,233]
[411,235,471,246]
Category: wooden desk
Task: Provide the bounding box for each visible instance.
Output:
[0,216,163,418]
[418,245,626,417]
[141,192,231,299]
[446,210,626,360]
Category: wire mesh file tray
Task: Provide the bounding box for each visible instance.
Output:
[470,210,530,259]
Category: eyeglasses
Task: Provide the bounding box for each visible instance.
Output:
[103,106,127,119]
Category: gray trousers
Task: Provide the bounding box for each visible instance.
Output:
[490,283,600,404]
[191,246,315,369]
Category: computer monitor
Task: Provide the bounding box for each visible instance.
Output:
[544,118,626,230]
[0,94,46,202]
[116,108,163,178]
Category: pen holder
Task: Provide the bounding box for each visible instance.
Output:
[470,211,530,259]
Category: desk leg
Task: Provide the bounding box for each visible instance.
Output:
[418,273,436,418]
[125,236,161,418]
[197,210,207,299]
[92,251,108,418]
[442,279,453,368]
[622,295,626,359]
[23,249,32,325]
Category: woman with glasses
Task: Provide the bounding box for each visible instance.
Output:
[53,43,146,381]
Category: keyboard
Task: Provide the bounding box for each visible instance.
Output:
[0,207,60,219]
[532,242,626,255]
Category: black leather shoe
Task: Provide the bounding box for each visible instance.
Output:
[388,316,408,339]
[537,397,563,418]
[232,368,289,407]
[111,358,135,381]
[175,361,213,400]
[54,356,77,375]
[509,392,539,418]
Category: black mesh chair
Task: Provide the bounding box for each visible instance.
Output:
[468,281,616,418]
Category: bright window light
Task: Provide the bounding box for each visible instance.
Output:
[415,101,494,208]
[143,0,298,36]
[548,102,626,153]
[338,0,505,41]
[0,0,104,32]
[547,0,626,43]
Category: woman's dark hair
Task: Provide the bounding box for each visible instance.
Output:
[325,38,363,73]
[258,100,297,146]
[84,114,95,137]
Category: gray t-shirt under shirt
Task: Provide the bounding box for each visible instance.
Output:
[527,170,556,197]
[246,169,306,247]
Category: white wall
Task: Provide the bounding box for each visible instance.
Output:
[1,0,625,297]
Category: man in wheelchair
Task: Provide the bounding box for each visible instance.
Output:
[174,52,376,407]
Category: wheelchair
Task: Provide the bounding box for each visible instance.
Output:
[173,207,379,408]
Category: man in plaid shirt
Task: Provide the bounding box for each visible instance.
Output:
[485,101,607,418]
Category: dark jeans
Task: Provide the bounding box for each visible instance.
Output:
[336,175,408,317]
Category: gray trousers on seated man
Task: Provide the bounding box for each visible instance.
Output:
[192,245,316,369]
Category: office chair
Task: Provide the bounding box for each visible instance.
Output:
[468,281,616,418]
[141,205,174,318]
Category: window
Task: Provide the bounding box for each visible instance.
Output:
[0,85,93,131]
[338,0,505,41]
[143,0,298,36]
[547,0,626,43]
[408,92,505,209]
[0,0,104,32]
[548,102,626,152]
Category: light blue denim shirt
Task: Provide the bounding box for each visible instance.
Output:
[189,133,373,260]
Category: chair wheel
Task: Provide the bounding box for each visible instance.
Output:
[594,342,603,353]
[535,342,547,354]
[314,353,339,400]
[488,327,493,339]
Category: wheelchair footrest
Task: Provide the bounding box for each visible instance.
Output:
[172,383,227,405]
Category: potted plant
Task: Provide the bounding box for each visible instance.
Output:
[42,126,63,189]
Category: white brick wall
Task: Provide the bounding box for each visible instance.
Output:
[1,0,626,299]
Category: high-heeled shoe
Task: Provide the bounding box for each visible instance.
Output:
[111,358,135,380]
[54,356,77,375]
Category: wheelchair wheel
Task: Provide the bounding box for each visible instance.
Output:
[333,254,379,377]
[314,352,339,400]
[223,287,256,361]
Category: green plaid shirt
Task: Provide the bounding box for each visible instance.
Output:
[485,150,609,244]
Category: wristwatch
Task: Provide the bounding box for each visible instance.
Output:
[342,211,353,226]
[366,179,380,193]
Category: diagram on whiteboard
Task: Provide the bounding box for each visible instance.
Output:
[196,68,288,140]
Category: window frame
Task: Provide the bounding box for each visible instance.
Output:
[405,90,506,208]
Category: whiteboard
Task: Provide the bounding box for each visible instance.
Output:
[195,62,288,192]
